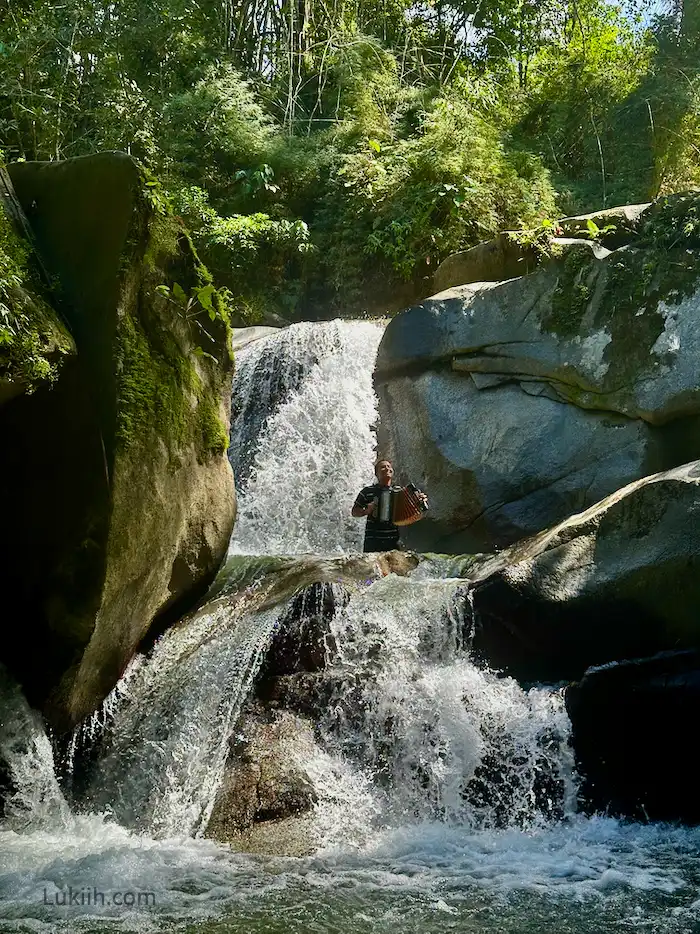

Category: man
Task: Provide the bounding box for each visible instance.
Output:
[352,458,427,553]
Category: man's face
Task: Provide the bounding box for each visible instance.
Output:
[375,460,394,484]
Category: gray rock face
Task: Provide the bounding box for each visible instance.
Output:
[460,460,700,683]
[376,197,700,551]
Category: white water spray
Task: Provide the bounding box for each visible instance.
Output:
[0,665,71,832]
[304,576,574,847]
[81,601,281,838]
[229,320,384,555]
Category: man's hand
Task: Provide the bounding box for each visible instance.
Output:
[352,500,377,518]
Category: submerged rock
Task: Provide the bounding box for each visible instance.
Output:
[566,650,700,823]
[376,194,700,552]
[0,153,235,728]
[460,460,700,684]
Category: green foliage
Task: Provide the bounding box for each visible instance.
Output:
[0,208,71,388]
[584,218,617,240]
[139,165,172,216]
[169,184,313,321]
[315,80,557,290]
[1,0,698,322]
[160,65,274,204]
[0,210,30,346]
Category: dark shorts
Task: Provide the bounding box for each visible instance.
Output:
[363,530,401,553]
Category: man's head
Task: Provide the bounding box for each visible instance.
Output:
[374,458,394,485]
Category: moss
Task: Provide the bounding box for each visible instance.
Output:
[115,310,194,454]
[116,309,230,463]
[0,206,73,392]
[542,246,595,338]
[540,194,700,375]
[143,213,181,271]
[114,164,232,462]
[196,393,229,458]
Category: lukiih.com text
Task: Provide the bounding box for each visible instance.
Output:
[43,887,156,908]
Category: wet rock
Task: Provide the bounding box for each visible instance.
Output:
[257,671,354,721]
[376,550,420,577]
[462,461,700,683]
[566,650,700,823]
[261,582,346,677]
[205,705,318,854]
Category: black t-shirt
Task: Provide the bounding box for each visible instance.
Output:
[353,483,401,553]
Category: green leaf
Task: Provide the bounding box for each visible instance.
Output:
[172,282,187,303]
[368,138,381,153]
[196,284,216,314]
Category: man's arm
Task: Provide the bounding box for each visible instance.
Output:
[352,489,376,518]
[351,502,376,517]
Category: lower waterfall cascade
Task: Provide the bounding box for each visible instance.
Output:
[1,320,700,934]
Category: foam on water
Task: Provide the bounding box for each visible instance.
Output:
[1,813,700,933]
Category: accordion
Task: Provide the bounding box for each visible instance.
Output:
[377,483,428,527]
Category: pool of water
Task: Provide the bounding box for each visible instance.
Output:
[2,815,699,933]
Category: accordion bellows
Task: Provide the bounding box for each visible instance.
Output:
[391,485,428,526]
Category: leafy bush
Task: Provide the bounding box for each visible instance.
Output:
[311,78,557,296]
[160,64,276,205]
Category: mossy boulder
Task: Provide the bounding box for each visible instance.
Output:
[432,203,651,292]
[376,193,700,552]
[0,152,235,728]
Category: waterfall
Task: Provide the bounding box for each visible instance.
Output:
[297,575,574,849]
[55,319,574,842]
[78,599,281,838]
[2,318,697,934]
[229,320,384,555]
[0,665,71,832]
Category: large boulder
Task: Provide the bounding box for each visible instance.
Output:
[432,203,651,292]
[566,650,700,823]
[0,153,235,728]
[459,460,700,684]
[376,194,700,552]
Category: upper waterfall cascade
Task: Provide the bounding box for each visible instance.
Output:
[228,320,384,555]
